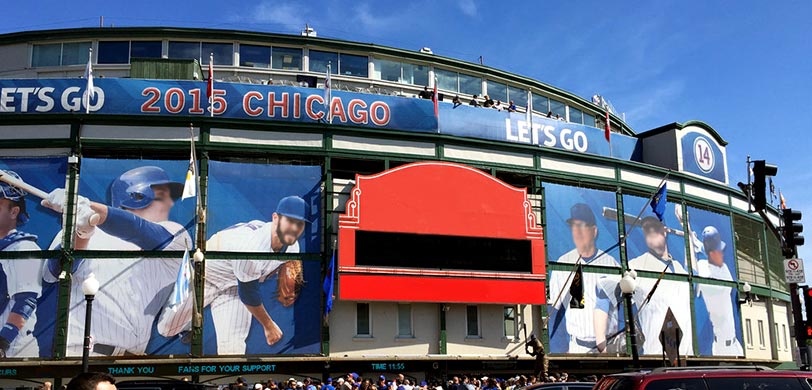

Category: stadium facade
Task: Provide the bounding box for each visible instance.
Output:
[0,27,797,386]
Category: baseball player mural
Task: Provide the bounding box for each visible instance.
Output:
[41,159,194,357]
[620,195,693,356]
[545,184,621,354]
[158,160,321,355]
[0,158,66,359]
[0,171,42,358]
[679,206,743,356]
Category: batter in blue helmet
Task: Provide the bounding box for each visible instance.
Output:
[158,195,308,355]
[41,165,192,357]
[0,170,42,358]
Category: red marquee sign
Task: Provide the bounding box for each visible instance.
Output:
[337,161,546,304]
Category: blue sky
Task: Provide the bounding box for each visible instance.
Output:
[4,0,812,278]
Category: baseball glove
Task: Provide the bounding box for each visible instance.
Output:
[277,260,304,307]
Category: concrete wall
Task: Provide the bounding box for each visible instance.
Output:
[329,302,538,357]
[741,300,773,360]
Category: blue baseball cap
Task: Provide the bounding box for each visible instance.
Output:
[566,203,596,226]
[702,226,726,252]
[276,196,308,222]
[379,376,386,381]
[327,379,333,383]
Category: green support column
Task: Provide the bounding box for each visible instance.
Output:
[680,202,699,358]
[614,187,633,357]
[191,124,209,359]
[322,154,332,356]
[439,304,447,354]
[537,181,550,354]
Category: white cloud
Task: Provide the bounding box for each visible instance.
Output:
[458,0,478,17]
[232,1,309,30]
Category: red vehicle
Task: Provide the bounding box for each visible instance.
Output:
[594,366,812,390]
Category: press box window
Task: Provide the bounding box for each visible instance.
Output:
[339,53,368,77]
[202,42,233,65]
[355,231,532,272]
[240,44,271,68]
[272,47,302,70]
[466,305,480,337]
[309,50,338,74]
[32,41,91,67]
[130,41,162,59]
[356,303,371,337]
[508,86,527,107]
[97,41,130,64]
[487,81,507,102]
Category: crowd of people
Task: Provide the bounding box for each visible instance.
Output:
[225,371,600,390]
[417,86,567,121]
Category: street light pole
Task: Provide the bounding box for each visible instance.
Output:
[81,273,100,373]
[620,270,640,368]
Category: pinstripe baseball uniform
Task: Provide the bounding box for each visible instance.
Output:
[46,221,190,356]
[627,251,693,355]
[549,249,620,353]
[0,231,42,357]
[157,220,298,354]
[695,260,742,355]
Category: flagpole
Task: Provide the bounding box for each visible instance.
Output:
[209,53,214,118]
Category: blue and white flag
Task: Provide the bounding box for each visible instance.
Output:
[322,250,336,316]
[82,48,94,114]
[650,182,667,222]
[168,249,192,307]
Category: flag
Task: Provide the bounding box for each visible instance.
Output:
[322,250,336,316]
[168,249,192,307]
[181,131,196,200]
[324,63,332,123]
[780,191,787,209]
[82,48,94,114]
[604,109,611,143]
[432,77,439,119]
[650,182,667,222]
[206,53,214,117]
[526,90,533,128]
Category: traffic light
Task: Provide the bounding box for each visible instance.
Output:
[782,208,804,257]
[804,286,812,323]
[752,160,778,212]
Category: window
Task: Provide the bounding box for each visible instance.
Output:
[272,47,302,70]
[583,112,596,127]
[32,43,62,67]
[168,41,200,60]
[487,81,507,102]
[202,42,233,65]
[644,379,706,390]
[757,319,765,348]
[466,305,480,337]
[402,62,428,86]
[33,42,93,67]
[435,68,458,92]
[339,53,368,77]
[397,304,413,337]
[706,378,806,390]
[458,73,481,96]
[309,50,338,73]
[356,303,371,336]
[97,41,130,64]
[532,93,550,114]
[745,319,753,347]
[503,306,517,338]
[774,323,780,349]
[783,324,788,351]
[240,44,271,68]
[130,41,162,59]
[570,107,584,124]
[508,86,527,107]
[550,99,566,118]
[372,58,401,82]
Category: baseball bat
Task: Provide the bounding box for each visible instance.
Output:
[0,169,100,227]
[601,206,684,237]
